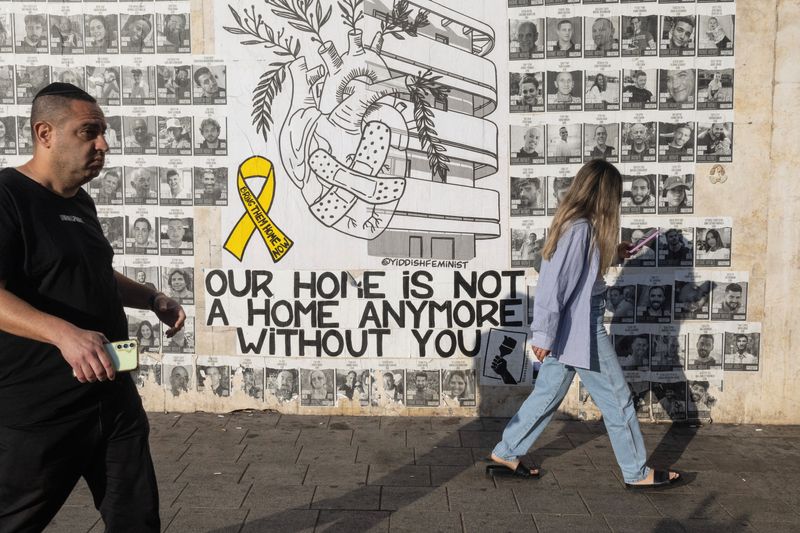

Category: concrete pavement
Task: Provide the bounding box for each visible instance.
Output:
[48,413,800,532]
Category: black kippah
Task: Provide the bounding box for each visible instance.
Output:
[33,82,94,102]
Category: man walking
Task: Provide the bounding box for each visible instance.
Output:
[0,83,186,531]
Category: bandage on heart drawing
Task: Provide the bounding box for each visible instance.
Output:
[309,122,406,208]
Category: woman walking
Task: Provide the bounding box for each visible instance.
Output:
[488,159,680,488]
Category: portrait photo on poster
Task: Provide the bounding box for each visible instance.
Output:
[157,65,193,105]
[122,66,156,106]
[192,64,227,105]
[300,368,336,406]
[406,370,441,407]
[621,122,657,162]
[621,15,658,57]
[546,17,582,58]
[162,266,195,306]
[584,70,620,111]
[509,18,544,60]
[86,66,121,105]
[510,71,544,113]
[622,69,657,110]
[193,166,228,206]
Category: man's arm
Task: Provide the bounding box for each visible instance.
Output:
[114,271,186,336]
[0,279,116,383]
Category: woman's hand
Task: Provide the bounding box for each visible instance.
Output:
[529,344,551,362]
[617,241,633,261]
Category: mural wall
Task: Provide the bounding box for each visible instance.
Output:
[2,0,788,422]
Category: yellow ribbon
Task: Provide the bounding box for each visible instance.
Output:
[224,156,293,262]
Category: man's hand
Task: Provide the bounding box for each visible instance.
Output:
[152,293,186,337]
[55,325,115,383]
[529,344,551,363]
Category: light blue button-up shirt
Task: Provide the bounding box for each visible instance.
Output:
[530,218,600,370]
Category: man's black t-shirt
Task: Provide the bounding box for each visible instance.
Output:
[0,168,131,426]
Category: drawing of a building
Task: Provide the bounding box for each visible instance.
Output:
[364,0,499,260]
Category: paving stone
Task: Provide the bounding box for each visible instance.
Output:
[164,508,247,533]
[447,487,518,513]
[176,460,247,483]
[380,417,432,431]
[368,464,431,486]
[237,443,301,464]
[389,510,463,533]
[530,447,595,470]
[406,430,462,449]
[328,416,382,431]
[174,479,251,508]
[680,519,758,532]
[244,484,316,513]
[297,445,357,464]
[304,463,369,486]
[380,486,449,511]
[185,426,248,446]
[514,487,589,515]
[87,508,180,533]
[277,415,331,429]
[491,469,561,490]
[154,461,189,483]
[240,427,301,446]
[172,413,229,429]
[550,466,624,490]
[534,513,611,532]
[62,479,95,507]
[436,417,484,431]
[224,411,281,429]
[717,495,799,523]
[241,509,318,533]
[415,447,473,466]
[743,519,800,532]
[311,485,381,510]
[356,446,415,465]
[430,465,497,489]
[605,516,685,532]
[297,428,354,447]
[178,443,246,462]
[648,493,735,520]
[579,490,661,517]
[150,443,191,463]
[687,471,762,494]
[45,506,101,533]
[241,463,308,485]
[536,434,576,450]
[315,510,391,532]
[480,418,511,431]
[461,511,535,533]
[458,431,502,448]
[352,429,407,448]
[157,482,189,508]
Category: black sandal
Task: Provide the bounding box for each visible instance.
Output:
[625,470,681,489]
[485,461,540,479]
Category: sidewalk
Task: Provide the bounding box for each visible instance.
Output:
[49,413,800,532]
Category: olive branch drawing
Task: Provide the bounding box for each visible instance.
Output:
[224,5,303,140]
[337,0,364,34]
[407,69,450,181]
[379,0,429,40]
[266,0,333,45]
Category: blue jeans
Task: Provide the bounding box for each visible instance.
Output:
[492,295,650,483]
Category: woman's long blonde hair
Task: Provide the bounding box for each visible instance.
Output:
[542,159,622,273]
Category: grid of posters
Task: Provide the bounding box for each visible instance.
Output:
[0,0,752,418]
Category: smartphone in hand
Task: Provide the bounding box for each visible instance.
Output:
[104,340,139,372]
